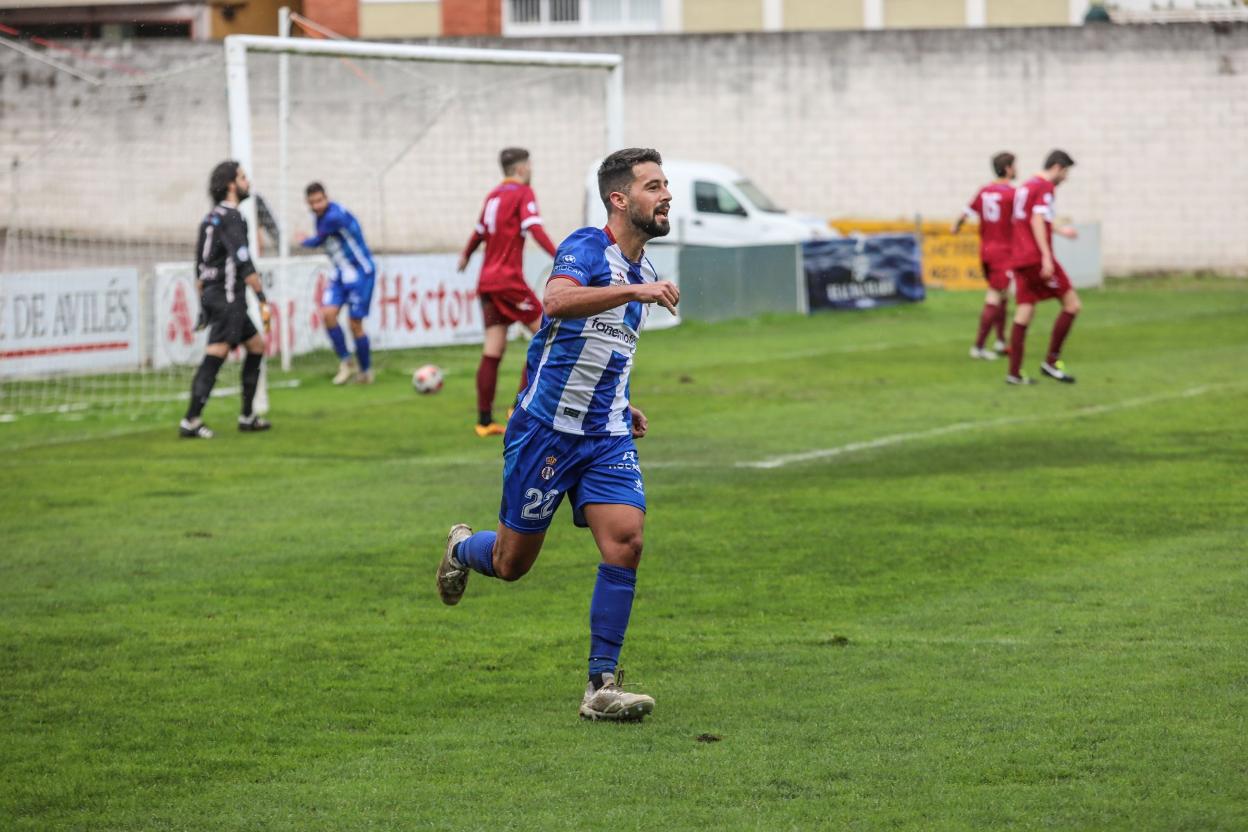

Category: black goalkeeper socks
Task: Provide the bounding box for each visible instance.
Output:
[241,352,263,417]
[185,354,226,421]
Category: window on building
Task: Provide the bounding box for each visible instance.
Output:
[511,0,541,23]
[506,0,664,34]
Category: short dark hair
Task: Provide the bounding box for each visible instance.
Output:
[209,160,240,203]
[305,182,326,197]
[992,152,1016,178]
[499,147,529,174]
[597,148,663,211]
[1044,149,1076,170]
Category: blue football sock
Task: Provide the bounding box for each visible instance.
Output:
[354,334,371,372]
[326,325,350,360]
[589,564,637,678]
[454,530,497,577]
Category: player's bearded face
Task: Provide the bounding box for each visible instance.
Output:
[626,166,671,239]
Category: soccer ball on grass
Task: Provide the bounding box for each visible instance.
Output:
[412,364,444,394]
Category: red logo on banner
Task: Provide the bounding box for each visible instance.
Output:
[167,282,195,345]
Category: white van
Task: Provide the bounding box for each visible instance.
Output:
[583,158,834,246]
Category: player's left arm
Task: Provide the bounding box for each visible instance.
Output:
[521,189,557,257]
[221,212,257,281]
[528,224,558,258]
[244,272,272,333]
[628,404,648,439]
[223,214,269,329]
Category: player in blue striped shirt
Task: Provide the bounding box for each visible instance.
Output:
[436,148,680,722]
[301,183,377,384]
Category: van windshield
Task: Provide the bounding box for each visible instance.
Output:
[736,180,785,213]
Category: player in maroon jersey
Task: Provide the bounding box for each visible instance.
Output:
[953,152,1016,360]
[1007,150,1081,385]
[458,148,559,436]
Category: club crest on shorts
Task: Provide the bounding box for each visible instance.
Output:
[541,455,557,481]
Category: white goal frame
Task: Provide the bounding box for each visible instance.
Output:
[223,32,624,369]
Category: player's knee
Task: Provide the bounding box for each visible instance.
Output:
[605,532,644,569]
[1065,298,1082,315]
[348,319,365,338]
[321,308,338,327]
[493,555,531,582]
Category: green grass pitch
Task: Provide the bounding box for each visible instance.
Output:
[2,276,1246,831]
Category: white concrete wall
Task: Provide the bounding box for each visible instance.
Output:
[2,23,1245,275]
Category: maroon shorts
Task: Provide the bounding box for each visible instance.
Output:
[1014,262,1072,305]
[481,285,543,328]
[982,261,1012,293]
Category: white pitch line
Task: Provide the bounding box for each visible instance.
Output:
[737,383,1238,470]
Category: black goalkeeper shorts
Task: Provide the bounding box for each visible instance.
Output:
[202,294,258,347]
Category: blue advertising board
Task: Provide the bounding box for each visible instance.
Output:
[803,235,925,311]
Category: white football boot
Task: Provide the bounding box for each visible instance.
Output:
[1040,360,1077,384]
[436,524,473,606]
[969,346,998,360]
[579,671,655,722]
[332,359,355,385]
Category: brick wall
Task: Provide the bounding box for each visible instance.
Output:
[2,23,1245,274]
[302,0,359,36]
[442,0,500,36]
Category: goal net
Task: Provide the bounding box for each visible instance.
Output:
[0,40,230,420]
[234,31,621,369]
[0,29,621,422]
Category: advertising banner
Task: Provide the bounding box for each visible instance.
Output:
[803,235,925,311]
[0,268,141,378]
[154,254,487,367]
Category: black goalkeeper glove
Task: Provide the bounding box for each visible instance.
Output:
[195,308,208,332]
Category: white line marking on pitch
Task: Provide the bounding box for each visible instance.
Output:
[737,383,1239,470]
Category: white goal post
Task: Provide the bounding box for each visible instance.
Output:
[223,31,624,370]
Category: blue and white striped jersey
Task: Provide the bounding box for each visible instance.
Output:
[300,202,375,283]
[518,226,658,437]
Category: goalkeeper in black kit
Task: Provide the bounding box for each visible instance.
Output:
[179,160,273,439]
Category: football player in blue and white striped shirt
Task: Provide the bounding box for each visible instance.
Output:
[436,148,680,722]
[301,183,377,384]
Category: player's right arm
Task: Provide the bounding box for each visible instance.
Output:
[458,227,485,272]
[952,190,981,234]
[544,277,678,319]
[1031,208,1054,278]
[300,205,347,248]
[544,230,680,318]
[457,199,489,272]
